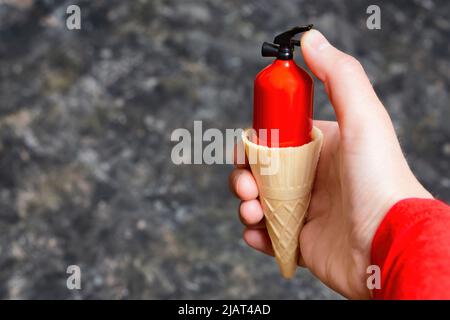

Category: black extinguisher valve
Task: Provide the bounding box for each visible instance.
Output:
[261,24,313,60]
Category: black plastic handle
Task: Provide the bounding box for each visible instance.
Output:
[273,24,313,47]
[261,24,313,60]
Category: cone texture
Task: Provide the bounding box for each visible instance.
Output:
[242,127,323,278]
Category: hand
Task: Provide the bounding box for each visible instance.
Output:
[229,30,433,299]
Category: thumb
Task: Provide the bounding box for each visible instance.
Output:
[301,30,389,133]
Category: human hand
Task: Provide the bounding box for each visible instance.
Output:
[229,30,433,299]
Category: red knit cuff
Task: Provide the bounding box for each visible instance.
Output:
[371,198,450,299]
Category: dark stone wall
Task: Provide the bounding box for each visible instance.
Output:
[0,0,448,299]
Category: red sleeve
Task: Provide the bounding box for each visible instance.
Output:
[371,198,450,299]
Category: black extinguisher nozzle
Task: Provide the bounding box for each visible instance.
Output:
[262,25,313,59]
[261,42,280,57]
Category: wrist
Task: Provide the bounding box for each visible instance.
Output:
[351,179,432,299]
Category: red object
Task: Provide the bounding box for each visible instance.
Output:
[371,198,450,299]
[253,59,313,147]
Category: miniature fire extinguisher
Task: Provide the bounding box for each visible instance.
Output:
[253,25,314,147]
[242,25,324,278]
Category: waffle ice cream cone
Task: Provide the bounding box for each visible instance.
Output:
[241,127,323,278]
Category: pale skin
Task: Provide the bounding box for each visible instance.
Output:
[229,30,433,299]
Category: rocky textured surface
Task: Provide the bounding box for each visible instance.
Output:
[0,0,448,299]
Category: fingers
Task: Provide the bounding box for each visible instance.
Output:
[229,168,258,200]
[239,199,264,226]
[243,228,274,256]
[301,30,390,133]
[229,168,271,254]
[230,168,264,225]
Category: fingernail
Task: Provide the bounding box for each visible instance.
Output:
[304,30,330,51]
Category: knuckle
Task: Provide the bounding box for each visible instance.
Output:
[335,55,363,74]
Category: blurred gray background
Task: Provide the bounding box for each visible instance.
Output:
[0,0,448,299]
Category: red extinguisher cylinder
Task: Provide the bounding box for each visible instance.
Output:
[253,59,313,147]
[252,25,314,148]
